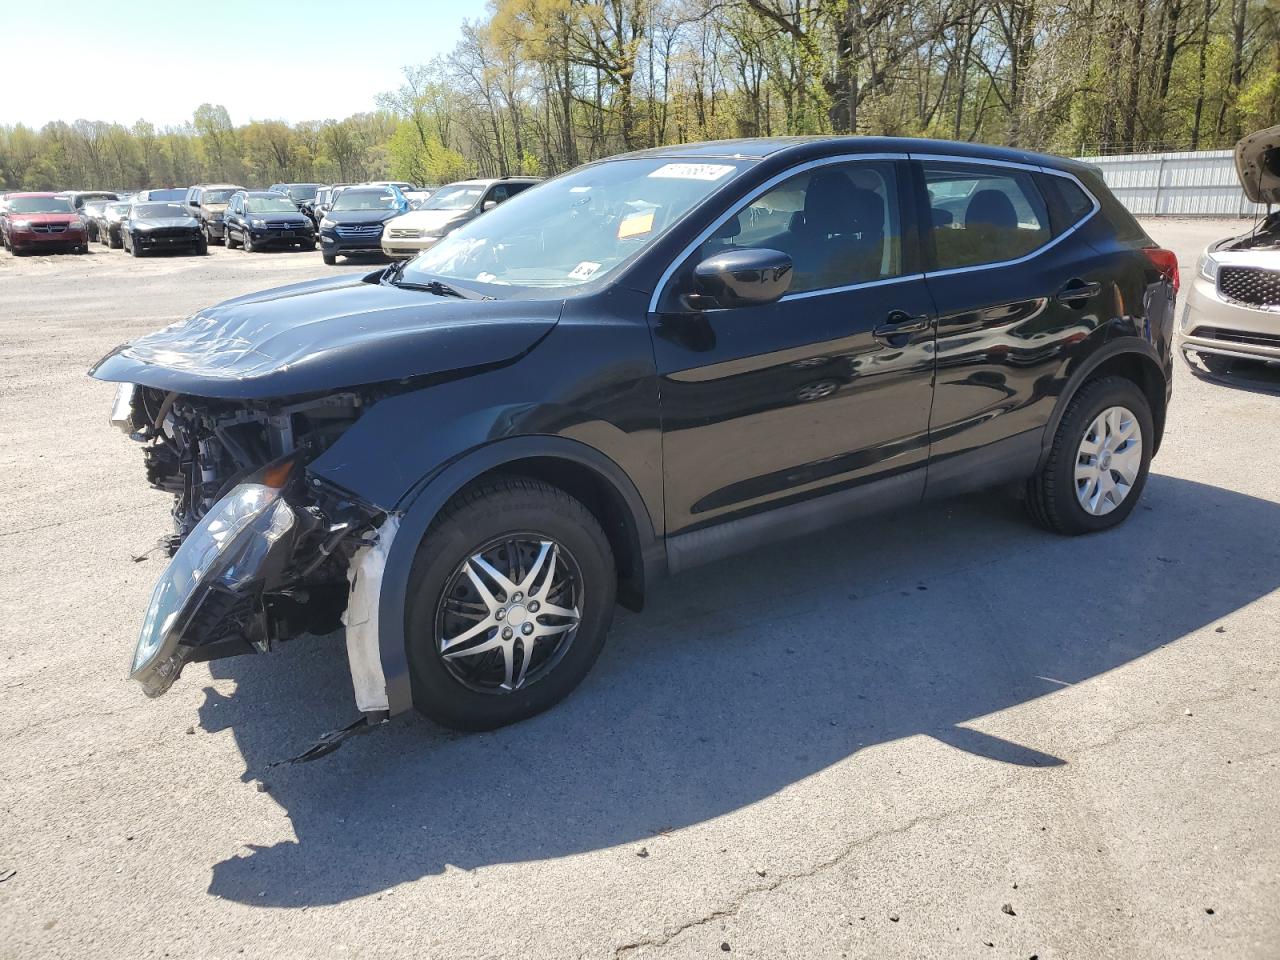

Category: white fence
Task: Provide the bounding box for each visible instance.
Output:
[1077,149,1264,218]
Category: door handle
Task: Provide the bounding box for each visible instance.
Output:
[1055,280,1101,303]
[873,311,931,341]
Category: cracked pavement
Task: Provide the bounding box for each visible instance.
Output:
[1,222,1278,959]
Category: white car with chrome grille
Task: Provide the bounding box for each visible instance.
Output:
[1180,124,1280,374]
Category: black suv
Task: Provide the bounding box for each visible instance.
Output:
[92,138,1176,731]
[223,190,316,252]
[317,184,410,264]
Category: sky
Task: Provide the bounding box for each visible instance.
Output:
[4,0,491,129]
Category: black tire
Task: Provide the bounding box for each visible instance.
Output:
[304,238,317,250]
[242,231,255,253]
[405,477,617,731]
[194,237,208,256]
[108,229,121,249]
[225,227,239,249]
[129,234,143,257]
[322,250,336,265]
[1025,376,1153,535]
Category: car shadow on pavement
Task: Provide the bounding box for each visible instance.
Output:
[201,473,1280,907]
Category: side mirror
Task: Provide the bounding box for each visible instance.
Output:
[482,199,497,211]
[190,200,200,208]
[691,248,793,308]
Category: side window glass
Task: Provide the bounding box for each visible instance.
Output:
[698,160,903,294]
[922,161,1050,269]
[489,185,510,204]
[1038,174,1095,236]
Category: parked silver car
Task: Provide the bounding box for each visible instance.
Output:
[1180,124,1280,373]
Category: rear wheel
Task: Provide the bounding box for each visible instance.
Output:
[406,477,616,731]
[1025,376,1153,535]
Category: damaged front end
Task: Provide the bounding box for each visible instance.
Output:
[110,383,384,698]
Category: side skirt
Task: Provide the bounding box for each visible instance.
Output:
[666,468,926,574]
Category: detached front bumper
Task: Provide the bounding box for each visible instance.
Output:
[1180,271,1280,365]
[130,483,300,697]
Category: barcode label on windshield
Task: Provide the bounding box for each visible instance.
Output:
[648,163,736,181]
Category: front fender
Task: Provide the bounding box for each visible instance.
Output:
[307,304,664,715]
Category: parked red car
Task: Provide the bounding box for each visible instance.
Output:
[1,192,89,255]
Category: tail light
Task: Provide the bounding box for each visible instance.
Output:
[1143,247,1180,294]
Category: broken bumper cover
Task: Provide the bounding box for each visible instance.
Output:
[131,483,297,697]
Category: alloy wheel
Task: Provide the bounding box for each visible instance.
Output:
[434,536,583,694]
[1074,405,1143,516]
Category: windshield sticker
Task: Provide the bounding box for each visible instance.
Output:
[648,163,736,181]
[475,272,497,283]
[569,186,592,193]
[617,209,655,240]
[569,261,601,280]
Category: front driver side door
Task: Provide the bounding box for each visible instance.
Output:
[650,155,937,569]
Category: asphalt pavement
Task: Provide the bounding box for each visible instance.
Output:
[0,221,1276,959]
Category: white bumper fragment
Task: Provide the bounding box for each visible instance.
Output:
[341,515,400,713]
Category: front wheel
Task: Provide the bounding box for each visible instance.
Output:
[129,234,143,257]
[406,477,617,730]
[1025,376,1153,535]
[225,227,239,249]
[322,250,336,265]
[242,231,255,253]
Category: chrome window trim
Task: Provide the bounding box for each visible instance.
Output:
[910,153,1101,278]
[781,272,926,302]
[648,152,910,314]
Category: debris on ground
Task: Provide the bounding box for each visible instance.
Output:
[636,846,649,858]
[1002,903,1016,916]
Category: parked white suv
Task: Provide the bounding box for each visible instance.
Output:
[381,177,540,257]
[1180,124,1280,374]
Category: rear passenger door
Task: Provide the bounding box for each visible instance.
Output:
[913,156,1110,497]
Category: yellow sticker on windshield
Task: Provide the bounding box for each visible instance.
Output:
[617,209,655,239]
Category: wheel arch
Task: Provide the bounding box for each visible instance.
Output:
[374,436,664,715]
[1038,338,1169,470]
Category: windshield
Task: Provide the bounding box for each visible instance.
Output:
[400,158,749,292]
[287,185,318,201]
[203,189,236,203]
[134,202,188,218]
[246,196,299,213]
[144,189,187,202]
[83,201,108,216]
[105,203,131,218]
[332,189,398,211]
[8,196,75,214]
[421,184,484,211]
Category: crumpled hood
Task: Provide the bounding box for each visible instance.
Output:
[89,273,562,400]
[387,209,465,233]
[1235,124,1280,205]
